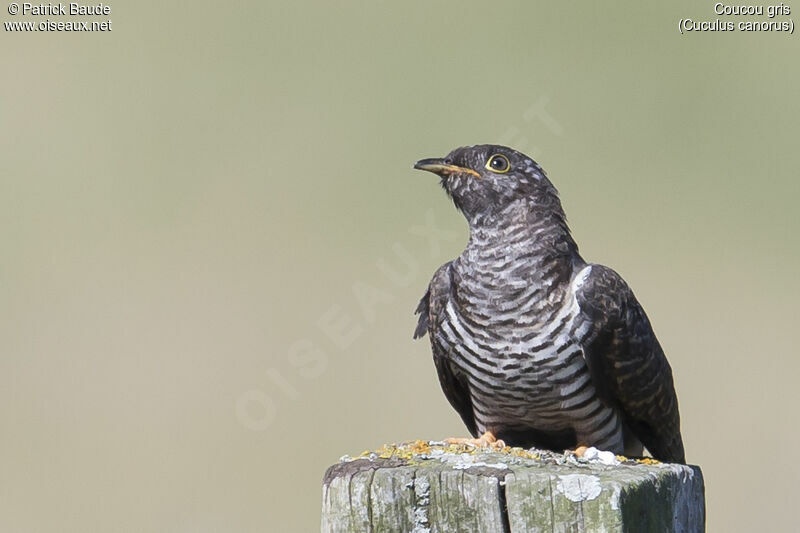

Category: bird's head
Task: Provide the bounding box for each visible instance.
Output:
[413,144,560,223]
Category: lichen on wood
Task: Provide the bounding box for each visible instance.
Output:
[321,441,704,533]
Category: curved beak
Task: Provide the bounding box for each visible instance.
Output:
[413,158,480,177]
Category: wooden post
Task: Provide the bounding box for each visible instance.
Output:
[321,441,704,532]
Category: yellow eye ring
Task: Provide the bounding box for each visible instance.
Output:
[485,154,510,173]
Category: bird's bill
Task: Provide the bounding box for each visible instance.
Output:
[413,158,480,177]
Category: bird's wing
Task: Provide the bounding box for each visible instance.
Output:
[575,264,685,463]
[414,262,478,437]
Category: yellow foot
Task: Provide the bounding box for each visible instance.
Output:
[445,430,506,450]
[571,445,589,457]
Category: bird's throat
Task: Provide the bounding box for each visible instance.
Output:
[453,201,583,323]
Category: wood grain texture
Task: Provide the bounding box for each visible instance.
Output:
[321,444,704,532]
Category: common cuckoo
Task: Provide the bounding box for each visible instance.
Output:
[413,144,685,463]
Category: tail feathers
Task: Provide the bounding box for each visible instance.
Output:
[644,432,686,464]
[655,436,686,464]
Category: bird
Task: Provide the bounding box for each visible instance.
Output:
[412,144,685,463]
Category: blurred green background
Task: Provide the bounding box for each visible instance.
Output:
[1,1,798,531]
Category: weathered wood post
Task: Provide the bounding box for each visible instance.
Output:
[321,441,704,532]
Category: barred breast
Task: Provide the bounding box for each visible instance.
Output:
[433,219,625,453]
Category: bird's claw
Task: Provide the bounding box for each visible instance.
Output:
[570,445,589,458]
[444,431,506,450]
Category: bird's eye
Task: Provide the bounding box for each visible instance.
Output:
[485,154,510,173]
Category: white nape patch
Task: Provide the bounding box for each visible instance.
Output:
[556,474,602,502]
[522,159,542,179]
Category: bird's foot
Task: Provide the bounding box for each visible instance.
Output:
[566,446,621,465]
[444,431,506,450]
[570,445,590,458]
